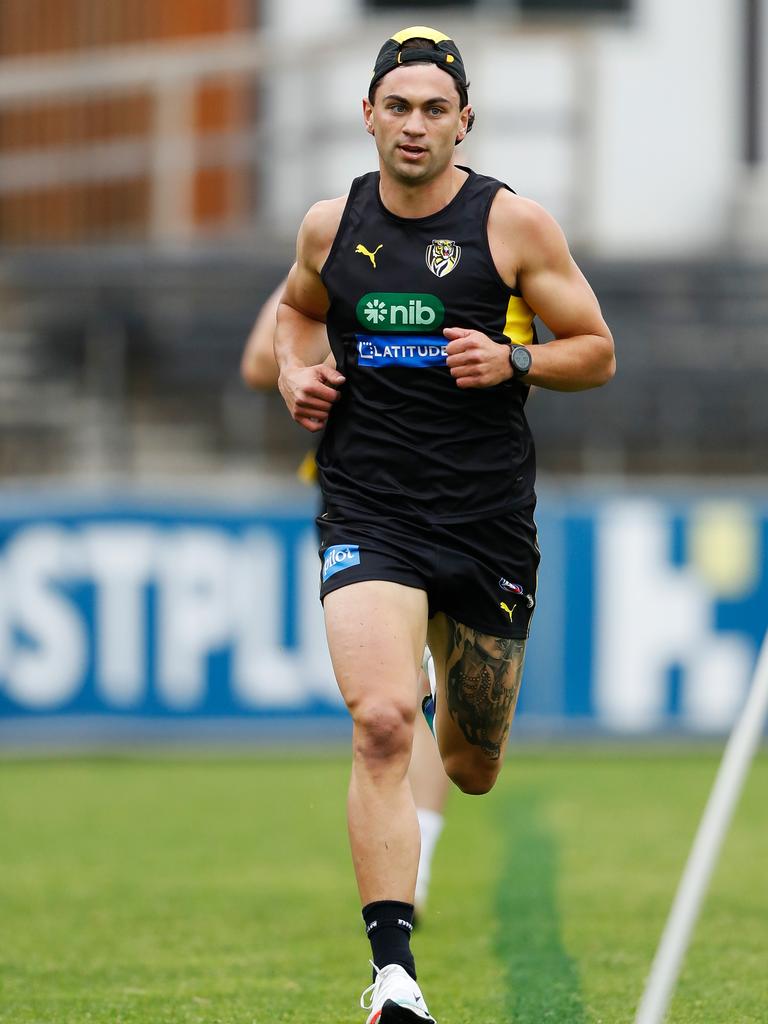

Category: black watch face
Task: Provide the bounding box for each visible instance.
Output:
[512,346,531,375]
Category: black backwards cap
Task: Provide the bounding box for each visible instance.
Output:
[369,26,474,139]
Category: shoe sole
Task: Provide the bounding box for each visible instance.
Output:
[380,1000,435,1024]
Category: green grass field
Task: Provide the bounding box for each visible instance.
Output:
[1,747,766,1024]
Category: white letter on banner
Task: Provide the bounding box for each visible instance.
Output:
[0,553,8,681]
[156,529,234,710]
[3,525,86,709]
[595,501,752,732]
[231,529,303,707]
[83,525,155,708]
[297,529,342,705]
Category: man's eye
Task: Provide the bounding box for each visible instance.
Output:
[430,107,446,116]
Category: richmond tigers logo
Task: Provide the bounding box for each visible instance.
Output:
[426,238,462,278]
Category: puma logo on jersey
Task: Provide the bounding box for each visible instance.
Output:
[355,243,383,268]
[500,601,517,623]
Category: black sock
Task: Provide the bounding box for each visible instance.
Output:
[362,900,416,981]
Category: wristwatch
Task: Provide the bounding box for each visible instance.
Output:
[509,344,532,379]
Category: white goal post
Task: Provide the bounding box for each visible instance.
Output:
[635,626,768,1024]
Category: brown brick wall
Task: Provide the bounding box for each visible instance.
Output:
[0,0,257,243]
[0,0,251,56]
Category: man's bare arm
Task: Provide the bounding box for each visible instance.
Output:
[445,193,615,391]
[240,284,282,389]
[275,199,346,431]
[240,278,333,391]
[509,197,615,391]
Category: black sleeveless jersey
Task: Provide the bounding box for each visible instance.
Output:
[317,166,537,524]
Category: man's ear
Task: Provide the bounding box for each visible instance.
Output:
[456,104,473,143]
[362,97,375,136]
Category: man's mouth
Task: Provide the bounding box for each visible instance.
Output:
[399,144,427,157]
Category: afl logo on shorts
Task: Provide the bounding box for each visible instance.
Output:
[426,239,461,277]
[322,544,361,582]
[499,577,524,594]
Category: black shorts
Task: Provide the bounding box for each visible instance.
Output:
[317,503,540,640]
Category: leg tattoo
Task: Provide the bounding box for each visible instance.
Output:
[443,619,525,760]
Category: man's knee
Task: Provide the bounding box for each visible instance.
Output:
[442,750,502,795]
[351,699,415,763]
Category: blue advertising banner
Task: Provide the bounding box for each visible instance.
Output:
[0,489,766,742]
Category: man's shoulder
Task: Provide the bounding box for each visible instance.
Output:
[488,189,569,273]
[489,189,561,240]
[303,195,348,241]
[298,195,349,269]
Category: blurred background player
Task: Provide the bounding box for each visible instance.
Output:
[241,280,451,922]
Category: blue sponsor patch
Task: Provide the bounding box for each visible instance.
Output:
[356,335,447,367]
[322,544,361,582]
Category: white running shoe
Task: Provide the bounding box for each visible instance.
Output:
[360,963,436,1024]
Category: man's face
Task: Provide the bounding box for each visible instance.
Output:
[363,64,470,185]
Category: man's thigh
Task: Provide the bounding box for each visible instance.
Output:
[324,580,429,713]
[427,612,526,764]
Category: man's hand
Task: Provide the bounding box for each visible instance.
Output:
[278,363,345,432]
[444,328,512,389]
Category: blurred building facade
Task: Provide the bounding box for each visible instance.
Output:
[0,0,257,244]
[0,0,766,481]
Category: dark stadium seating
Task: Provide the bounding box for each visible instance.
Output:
[1,250,766,478]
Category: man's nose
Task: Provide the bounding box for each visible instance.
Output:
[403,111,426,135]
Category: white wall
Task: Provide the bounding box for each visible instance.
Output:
[591,0,739,256]
[262,0,749,258]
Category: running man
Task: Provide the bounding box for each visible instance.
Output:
[274,26,615,1023]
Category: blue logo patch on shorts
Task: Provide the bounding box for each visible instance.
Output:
[322,544,361,582]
